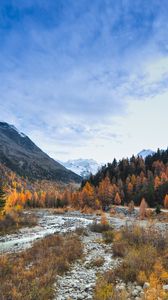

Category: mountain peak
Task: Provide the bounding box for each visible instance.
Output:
[0,122,27,138]
[0,122,81,183]
[61,158,102,178]
[137,149,155,159]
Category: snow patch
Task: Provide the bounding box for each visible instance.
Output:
[9,125,27,138]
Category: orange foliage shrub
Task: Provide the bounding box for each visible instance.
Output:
[164,194,168,209]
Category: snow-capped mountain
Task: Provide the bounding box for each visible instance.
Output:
[61,159,102,178]
[137,149,155,159]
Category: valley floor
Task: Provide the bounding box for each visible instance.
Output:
[0,209,168,300]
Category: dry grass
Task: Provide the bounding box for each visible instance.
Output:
[90,257,105,267]
[81,206,95,214]
[93,277,127,300]
[53,207,69,214]
[75,227,88,236]
[90,221,111,233]
[0,233,83,300]
[0,211,37,235]
[113,225,168,284]
[90,214,112,233]
[103,230,114,244]
[94,224,168,299]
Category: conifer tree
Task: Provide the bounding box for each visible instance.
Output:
[0,183,6,214]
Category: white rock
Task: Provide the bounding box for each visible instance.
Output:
[143,282,150,289]
[132,289,139,296]
[163,285,168,291]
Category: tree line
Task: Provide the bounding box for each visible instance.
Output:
[80,149,168,208]
[1,149,168,214]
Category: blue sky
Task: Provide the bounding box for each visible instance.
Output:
[0,0,168,162]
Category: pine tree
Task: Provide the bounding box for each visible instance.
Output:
[155,204,161,214]
[0,183,6,214]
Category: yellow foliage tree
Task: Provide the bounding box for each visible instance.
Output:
[139,198,148,219]
[164,194,168,209]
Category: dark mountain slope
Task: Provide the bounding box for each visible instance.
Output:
[0,122,81,183]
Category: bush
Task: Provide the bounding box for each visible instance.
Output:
[90,221,112,233]
[155,204,161,214]
[0,211,37,235]
[112,240,128,257]
[75,227,88,236]
[90,257,105,267]
[112,225,168,285]
[93,277,127,300]
[115,245,157,283]
[53,207,68,214]
[93,277,114,300]
[90,216,112,233]
[103,230,114,244]
[120,225,168,254]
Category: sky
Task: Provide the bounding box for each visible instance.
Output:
[0,0,168,163]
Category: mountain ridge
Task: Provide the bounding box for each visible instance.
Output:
[61,158,102,178]
[0,122,81,183]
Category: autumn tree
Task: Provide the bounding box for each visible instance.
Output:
[139,198,148,219]
[5,189,18,212]
[114,192,121,205]
[164,194,168,209]
[98,177,113,209]
[154,176,160,189]
[81,182,95,208]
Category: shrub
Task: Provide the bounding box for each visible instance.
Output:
[90,221,111,233]
[120,225,168,254]
[53,207,68,214]
[90,215,112,233]
[103,230,114,244]
[75,227,88,236]
[0,211,37,235]
[90,257,105,267]
[115,245,157,283]
[155,204,161,214]
[144,262,168,300]
[93,277,127,300]
[93,277,114,300]
[112,240,128,257]
[112,225,168,285]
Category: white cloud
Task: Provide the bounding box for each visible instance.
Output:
[0,0,168,162]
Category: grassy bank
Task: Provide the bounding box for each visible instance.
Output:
[0,233,83,300]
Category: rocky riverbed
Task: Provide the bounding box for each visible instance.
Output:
[0,209,168,300]
[54,229,147,300]
[0,210,126,254]
[0,209,168,254]
[55,230,120,300]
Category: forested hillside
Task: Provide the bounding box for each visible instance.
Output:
[0,163,74,211]
[80,149,168,208]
